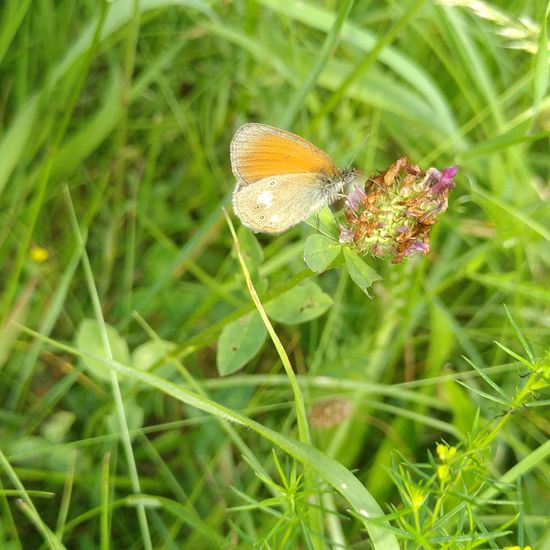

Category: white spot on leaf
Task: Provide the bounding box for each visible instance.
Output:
[341,483,348,490]
[360,509,369,518]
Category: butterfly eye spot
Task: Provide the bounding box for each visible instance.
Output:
[254,205,261,211]
[269,180,276,186]
[259,215,265,220]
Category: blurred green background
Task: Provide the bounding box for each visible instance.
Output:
[1,0,549,548]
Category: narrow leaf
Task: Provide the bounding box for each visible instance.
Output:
[503,304,535,364]
[461,356,508,399]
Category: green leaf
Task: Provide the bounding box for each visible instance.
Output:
[75,319,130,382]
[303,234,341,273]
[132,340,177,378]
[266,281,333,325]
[313,205,340,238]
[237,225,264,267]
[503,304,535,364]
[217,311,267,376]
[343,247,381,296]
[40,412,76,444]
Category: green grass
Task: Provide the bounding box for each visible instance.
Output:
[1,1,549,548]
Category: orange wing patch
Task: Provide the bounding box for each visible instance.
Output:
[231,123,337,185]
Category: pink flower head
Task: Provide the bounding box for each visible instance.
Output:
[339,157,457,263]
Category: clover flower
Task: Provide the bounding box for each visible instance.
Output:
[339,157,458,263]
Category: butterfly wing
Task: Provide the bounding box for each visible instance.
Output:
[230,123,337,187]
[232,173,332,234]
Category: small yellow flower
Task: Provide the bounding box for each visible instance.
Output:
[437,464,450,481]
[504,546,531,550]
[436,443,457,462]
[410,490,425,510]
[30,245,49,263]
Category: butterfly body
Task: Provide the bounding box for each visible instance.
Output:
[230,123,356,234]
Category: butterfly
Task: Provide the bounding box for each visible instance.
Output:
[230,123,357,234]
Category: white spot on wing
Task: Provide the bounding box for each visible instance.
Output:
[270,214,280,222]
[256,191,272,207]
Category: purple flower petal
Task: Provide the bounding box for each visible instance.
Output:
[372,244,384,256]
[405,241,430,256]
[442,166,459,179]
[430,165,458,194]
[345,186,367,210]
[339,225,355,243]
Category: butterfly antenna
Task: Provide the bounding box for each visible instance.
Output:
[346,133,369,170]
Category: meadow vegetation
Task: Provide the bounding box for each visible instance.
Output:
[0,1,549,548]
